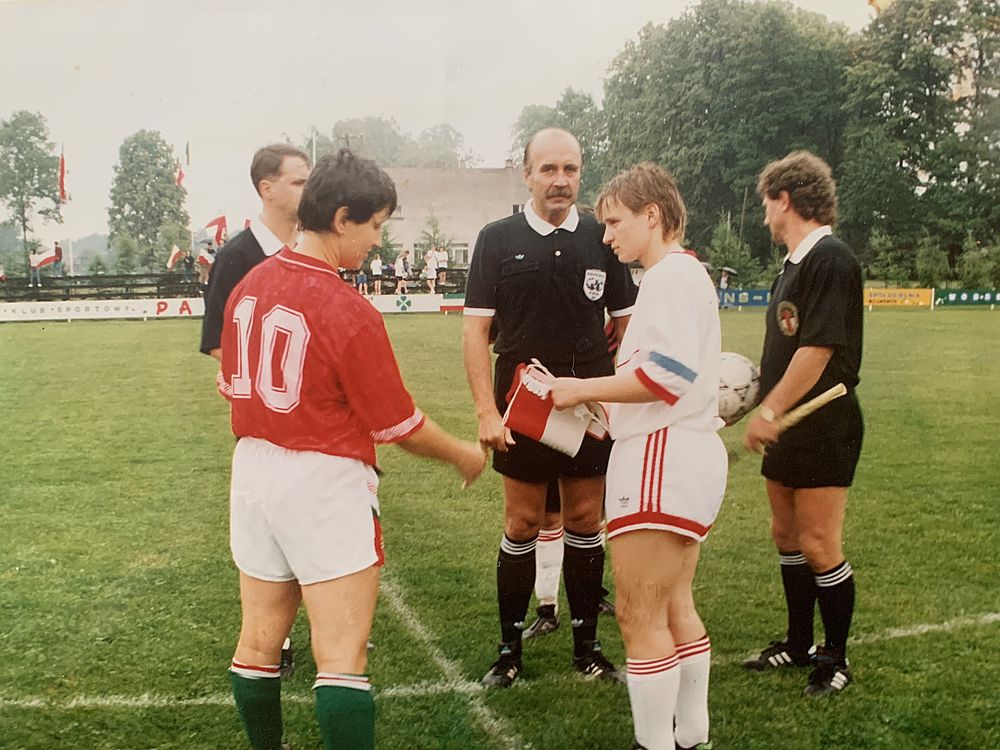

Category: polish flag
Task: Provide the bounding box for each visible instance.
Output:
[166,245,184,270]
[58,149,67,202]
[175,164,185,187]
[197,247,215,267]
[502,363,608,456]
[205,215,227,245]
[30,247,58,268]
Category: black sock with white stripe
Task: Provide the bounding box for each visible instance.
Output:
[815,560,855,660]
[563,528,605,657]
[779,550,817,654]
[497,534,537,650]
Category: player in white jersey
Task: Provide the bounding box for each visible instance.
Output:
[550,162,725,750]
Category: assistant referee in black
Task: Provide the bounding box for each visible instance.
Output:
[199,143,310,360]
[463,128,637,688]
[743,150,863,697]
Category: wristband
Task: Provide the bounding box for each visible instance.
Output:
[759,405,777,424]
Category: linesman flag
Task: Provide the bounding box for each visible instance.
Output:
[58,147,67,202]
[205,215,227,245]
[166,245,184,270]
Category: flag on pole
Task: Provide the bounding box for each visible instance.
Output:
[31,246,59,269]
[167,245,184,270]
[197,246,215,267]
[58,147,67,202]
[175,163,185,187]
[205,215,227,245]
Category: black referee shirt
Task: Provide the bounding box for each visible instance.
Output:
[759,234,863,402]
[199,229,268,355]
[465,208,637,367]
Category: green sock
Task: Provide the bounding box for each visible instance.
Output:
[230,669,283,750]
[314,676,375,750]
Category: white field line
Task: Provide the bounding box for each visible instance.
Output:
[378,575,530,750]
[1,610,996,712]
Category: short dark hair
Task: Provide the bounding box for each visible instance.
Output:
[297,148,397,233]
[250,143,310,196]
[597,162,687,243]
[757,151,838,226]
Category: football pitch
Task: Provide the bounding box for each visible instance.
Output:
[1,309,998,750]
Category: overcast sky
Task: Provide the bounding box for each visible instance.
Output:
[0,0,874,245]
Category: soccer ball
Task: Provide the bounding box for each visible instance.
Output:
[718,352,760,425]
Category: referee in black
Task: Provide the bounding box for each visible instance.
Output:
[199,143,310,678]
[463,128,637,688]
[743,150,863,697]
[200,143,310,360]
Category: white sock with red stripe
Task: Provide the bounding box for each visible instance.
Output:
[534,525,564,608]
[626,653,680,750]
[674,635,711,749]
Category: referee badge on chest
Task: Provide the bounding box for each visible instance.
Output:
[776,300,800,336]
[583,269,607,301]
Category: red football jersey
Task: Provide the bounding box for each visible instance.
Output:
[220,247,424,466]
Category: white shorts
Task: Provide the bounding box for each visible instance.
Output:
[230,437,384,585]
[605,426,727,542]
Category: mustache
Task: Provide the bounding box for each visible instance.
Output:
[546,188,573,198]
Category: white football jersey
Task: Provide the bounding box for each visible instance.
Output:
[608,250,723,440]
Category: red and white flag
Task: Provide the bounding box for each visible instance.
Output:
[30,247,58,268]
[205,215,227,245]
[166,245,184,270]
[175,164,185,187]
[58,148,67,202]
[502,362,608,456]
[197,247,215,267]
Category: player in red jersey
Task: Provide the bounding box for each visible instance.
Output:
[220,149,485,750]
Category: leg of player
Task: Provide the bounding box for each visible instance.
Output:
[482,477,547,687]
[743,479,817,671]
[230,574,301,750]
[614,530,691,750]
[667,544,713,750]
[795,487,854,696]
[561,475,619,680]
[300,565,380,749]
[523,480,563,640]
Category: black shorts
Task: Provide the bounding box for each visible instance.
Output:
[492,356,614,484]
[762,391,864,488]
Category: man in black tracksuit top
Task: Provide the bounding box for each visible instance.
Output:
[743,150,863,698]
[463,128,637,688]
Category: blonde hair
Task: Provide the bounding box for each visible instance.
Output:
[596,162,686,243]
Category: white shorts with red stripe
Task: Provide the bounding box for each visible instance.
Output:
[604,425,727,542]
[230,437,384,585]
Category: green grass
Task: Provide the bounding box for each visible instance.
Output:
[0,309,998,749]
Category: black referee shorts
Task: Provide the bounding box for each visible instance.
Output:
[493,356,614,484]
[762,390,864,489]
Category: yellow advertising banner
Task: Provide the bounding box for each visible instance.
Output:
[863,288,933,307]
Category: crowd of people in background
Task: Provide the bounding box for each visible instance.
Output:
[348,245,450,296]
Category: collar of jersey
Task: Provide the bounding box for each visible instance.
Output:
[250,215,300,256]
[786,225,832,264]
[524,201,580,236]
[277,247,341,277]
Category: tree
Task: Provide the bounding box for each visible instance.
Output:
[107,130,189,271]
[375,223,399,264]
[601,0,852,261]
[955,233,998,287]
[705,213,760,282]
[419,211,452,257]
[0,110,62,259]
[87,255,109,275]
[112,232,140,274]
[300,117,475,168]
[868,229,914,285]
[914,234,951,287]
